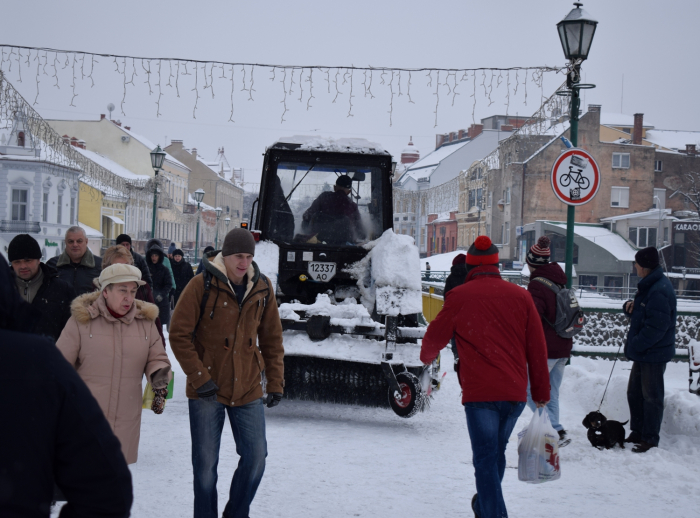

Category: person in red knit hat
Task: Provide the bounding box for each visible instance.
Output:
[421,236,550,518]
[525,235,573,447]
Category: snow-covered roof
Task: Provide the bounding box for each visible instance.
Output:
[644,129,700,152]
[119,127,189,170]
[600,112,655,128]
[73,147,150,182]
[273,136,390,155]
[400,140,470,182]
[600,208,673,222]
[188,193,217,211]
[79,222,103,238]
[549,223,637,262]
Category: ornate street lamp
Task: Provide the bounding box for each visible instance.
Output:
[193,188,205,263]
[214,206,223,249]
[224,216,231,232]
[150,145,166,238]
[556,2,598,288]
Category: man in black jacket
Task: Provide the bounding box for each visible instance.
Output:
[46,226,102,296]
[116,233,153,287]
[170,247,194,306]
[8,234,75,342]
[0,254,133,518]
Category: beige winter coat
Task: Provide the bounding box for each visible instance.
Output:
[56,291,172,464]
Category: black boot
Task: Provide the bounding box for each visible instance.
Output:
[632,441,656,453]
[625,431,642,444]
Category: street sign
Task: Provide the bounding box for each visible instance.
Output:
[551,148,600,206]
[515,225,524,237]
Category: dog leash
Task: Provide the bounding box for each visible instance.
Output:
[597,319,631,412]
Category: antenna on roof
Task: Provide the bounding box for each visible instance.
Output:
[107,103,115,120]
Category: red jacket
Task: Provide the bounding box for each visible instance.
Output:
[420,265,550,404]
[527,262,573,359]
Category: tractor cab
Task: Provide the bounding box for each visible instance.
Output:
[253,137,394,305]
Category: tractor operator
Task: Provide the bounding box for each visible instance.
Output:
[302,174,366,244]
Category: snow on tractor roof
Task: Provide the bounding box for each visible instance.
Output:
[272,135,390,155]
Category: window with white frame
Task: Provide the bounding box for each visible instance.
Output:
[612,153,630,169]
[42,193,49,222]
[505,187,511,204]
[70,197,76,225]
[652,188,666,210]
[487,191,492,208]
[610,186,630,208]
[12,189,28,221]
[57,194,63,224]
[504,222,510,244]
[654,160,663,172]
[629,227,658,248]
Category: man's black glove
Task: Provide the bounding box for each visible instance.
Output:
[196,380,219,402]
[265,392,282,408]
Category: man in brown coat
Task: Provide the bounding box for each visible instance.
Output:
[169,228,284,518]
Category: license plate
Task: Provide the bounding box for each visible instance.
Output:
[307,262,337,282]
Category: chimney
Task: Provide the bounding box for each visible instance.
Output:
[100,114,106,120]
[192,147,198,160]
[587,104,601,113]
[686,144,697,156]
[113,120,122,127]
[77,139,86,150]
[70,137,79,147]
[500,124,514,132]
[62,135,70,145]
[633,113,644,145]
[467,124,483,139]
[124,126,130,131]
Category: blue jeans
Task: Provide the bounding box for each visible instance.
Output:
[188,398,267,518]
[627,361,666,446]
[464,401,526,518]
[526,358,567,432]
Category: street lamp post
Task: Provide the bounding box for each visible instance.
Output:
[193,188,205,263]
[214,207,223,248]
[557,2,598,288]
[224,216,231,237]
[150,145,166,238]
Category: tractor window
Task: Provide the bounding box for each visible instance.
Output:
[267,161,383,246]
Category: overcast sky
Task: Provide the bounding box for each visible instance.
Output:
[2,0,698,189]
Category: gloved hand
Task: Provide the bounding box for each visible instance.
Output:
[196,380,219,402]
[265,392,282,408]
[155,294,163,303]
[152,388,168,414]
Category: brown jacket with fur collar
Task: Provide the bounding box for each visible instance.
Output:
[56,291,171,464]
[169,252,284,406]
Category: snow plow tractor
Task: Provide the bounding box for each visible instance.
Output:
[251,136,440,417]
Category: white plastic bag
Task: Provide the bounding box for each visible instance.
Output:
[517,408,561,483]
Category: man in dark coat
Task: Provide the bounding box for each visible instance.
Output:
[116,233,153,287]
[420,236,549,518]
[46,226,102,296]
[196,245,215,275]
[146,243,173,328]
[0,254,133,518]
[8,234,75,342]
[302,175,365,244]
[623,246,677,453]
[525,235,573,446]
[170,248,194,306]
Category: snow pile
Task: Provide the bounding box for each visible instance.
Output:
[346,229,423,316]
[276,135,388,155]
[254,240,280,293]
[279,294,379,330]
[419,250,465,272]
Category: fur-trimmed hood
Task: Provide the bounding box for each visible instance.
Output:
[71,290,159,325]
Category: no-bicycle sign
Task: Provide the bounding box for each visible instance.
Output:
[551,148,600,206]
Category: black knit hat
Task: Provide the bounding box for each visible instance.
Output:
[336,175,353,189]
[222,228,256,257]
[8,234,42,262]
[635,246,659,269]
[466,236,499,267]
[527,236,551,267]
[172,248,184,257]
[116,234,132,245]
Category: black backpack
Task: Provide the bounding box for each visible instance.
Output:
[532,277,586,339]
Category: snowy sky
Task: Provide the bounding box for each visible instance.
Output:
[2,0,699,189]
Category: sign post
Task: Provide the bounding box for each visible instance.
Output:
[551,147,600,287]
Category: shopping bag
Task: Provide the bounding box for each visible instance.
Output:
[517,408,561,483]
[166,376,174,400]
[142,382,155,410]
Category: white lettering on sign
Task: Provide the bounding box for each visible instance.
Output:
[675,223,700,231]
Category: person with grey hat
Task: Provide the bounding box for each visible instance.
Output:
[622,246,677,453]
[301,174,366,244]
[56,264,172,464]
[116,233,153,287]
[7,234,76,341]
[169,228,284,518]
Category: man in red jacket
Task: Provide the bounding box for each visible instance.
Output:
[525,236,573,446]
[421,236,550,518]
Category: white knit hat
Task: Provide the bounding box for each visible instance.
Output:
[96,264,146,290]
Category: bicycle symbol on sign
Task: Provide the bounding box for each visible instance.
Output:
[559,154,591,191]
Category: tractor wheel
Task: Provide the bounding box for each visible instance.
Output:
[388,372,423,418]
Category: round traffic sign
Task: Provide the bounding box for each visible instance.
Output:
[551,148,601,206]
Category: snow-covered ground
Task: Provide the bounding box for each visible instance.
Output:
[53,335,700,517]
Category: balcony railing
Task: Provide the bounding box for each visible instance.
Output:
[0,220,41,233]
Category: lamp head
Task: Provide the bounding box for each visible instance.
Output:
[150,145,166,171]
[215,206,223,218]
[193,188,205,204]
[557,2,598,61]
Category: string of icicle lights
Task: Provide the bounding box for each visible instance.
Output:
[0,45,566,127]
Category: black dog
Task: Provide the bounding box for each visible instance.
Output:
[582,411,628,450]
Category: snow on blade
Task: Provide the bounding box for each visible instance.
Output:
[255,240,280,293]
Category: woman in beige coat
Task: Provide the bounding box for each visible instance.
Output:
[57,264,171,464]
